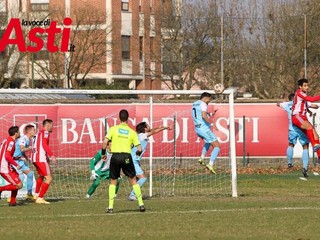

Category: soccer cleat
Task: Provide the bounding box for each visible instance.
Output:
[302,168,308,178]
[7,197,11,203]
[128,195,137,201]
[198,158,206,166]
[8,202,17,207]
[35,198,50,204]
[288,163,293,168]
[206,164,216,174]
[105,208,113,214]
[85,194,91,199]
[25,193,34,201]
[0,191,2,200]
[33,195,38,201]
[139,205,146,212]
[313,144,320,152]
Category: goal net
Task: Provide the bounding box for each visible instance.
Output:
[0,89,237,199]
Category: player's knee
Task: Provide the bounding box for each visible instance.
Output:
[17,182,23,189]
[44,175,52,183]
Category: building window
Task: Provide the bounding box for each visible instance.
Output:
[31,3,49,12]
[121,0,129,11]
[0,0,5,12]
[122,36,131,60]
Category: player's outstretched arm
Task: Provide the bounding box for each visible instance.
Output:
[147,126,172,137]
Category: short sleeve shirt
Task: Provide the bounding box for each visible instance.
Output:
[106,123,140,154]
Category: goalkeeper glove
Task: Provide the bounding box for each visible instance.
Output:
[90,170,99,180]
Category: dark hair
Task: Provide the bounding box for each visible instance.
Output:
[288,93,295,101]
[136,122,148,134]
[25,124,35,133]
[119,109,129,122]
[8,126,19,136]
[200,92,211,99]
[43,119,53,126]
[298,78,308,87]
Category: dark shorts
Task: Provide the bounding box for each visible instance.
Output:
[109,153,136,179]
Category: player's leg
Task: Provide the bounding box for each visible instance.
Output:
[35,162,52,204]
[199,143,211,166]
[87,177,101,198]
[106,154,121,213]
[128,161,145,200]
[0,171,23,206]
[21,164,34,199]
[287,130,298,168]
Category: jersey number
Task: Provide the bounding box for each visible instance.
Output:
[192,108,197,118]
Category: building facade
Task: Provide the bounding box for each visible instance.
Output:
[0,0,180,90]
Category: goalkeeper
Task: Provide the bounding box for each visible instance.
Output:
[86,142,121,198]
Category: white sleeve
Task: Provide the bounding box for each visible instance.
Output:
[279,102,287,110]
[200,101,208,112]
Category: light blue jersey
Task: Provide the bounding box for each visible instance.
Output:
[14,135,30,158]
[131,133,148,175]
[192,100,217,143]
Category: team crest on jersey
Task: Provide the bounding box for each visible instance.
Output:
[44,131,49,138]
[7,141,14,151]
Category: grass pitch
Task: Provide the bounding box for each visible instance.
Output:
[1,171,320,240]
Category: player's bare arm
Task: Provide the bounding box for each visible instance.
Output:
[147,126,172,137]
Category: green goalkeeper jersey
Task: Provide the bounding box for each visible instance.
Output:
[90,150,112,175]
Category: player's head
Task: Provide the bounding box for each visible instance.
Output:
[43,119,53,132]
[8,126,20,138]
[119,109,129,122]
[136,122,150,133]
[298,78,309,93]
[288,93,295,101]
[25,124,36,137]
[200,92,212,104]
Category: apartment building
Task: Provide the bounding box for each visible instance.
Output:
[0,0,179,90]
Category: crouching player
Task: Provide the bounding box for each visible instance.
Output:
[86,141,121,198]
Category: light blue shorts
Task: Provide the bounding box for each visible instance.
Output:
[195,125,217,143]
[133,160,144,175]
[289,127,309,146]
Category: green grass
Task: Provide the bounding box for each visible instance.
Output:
[1,171,320,240]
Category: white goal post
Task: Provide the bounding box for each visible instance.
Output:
[0,89,237,198]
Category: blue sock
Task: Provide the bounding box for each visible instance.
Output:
[26,171,34,194]
[201,143,211,158]
[209,147,220,165]
[286,146,294,164]
[130,178,147,197]
[302,149,309,169]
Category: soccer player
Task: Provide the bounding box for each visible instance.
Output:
[31,119,56,204]
[13,124,36,200]
[292,79,320,177]
[128,122,171,201]
[277,93,318,177]
[86,141,121,198]
[102,109,145,213]
[0,126,23,206]
[192,92,220,174]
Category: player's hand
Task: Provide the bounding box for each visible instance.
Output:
[90,170,98,180]
[50,156,57,164]
[209,109,218,116]
[101,155,107,160]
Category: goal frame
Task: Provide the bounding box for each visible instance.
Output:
[0,88,237,198]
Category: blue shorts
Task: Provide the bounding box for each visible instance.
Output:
[14,159,31,173]
[133,160,144,175]
[289,127,309,146]
[195,125,217,143]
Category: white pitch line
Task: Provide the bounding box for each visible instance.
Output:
[1,206,320,219]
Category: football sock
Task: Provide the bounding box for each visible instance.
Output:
[209,147,220,165]
[108,184,116,209]
[201,143,211,158]
[130,177,147,197]
[286,146,294,164]
[87,178,100,195]
[115,177,122,194]
[27,171,34,194]
[38,182,49,198]
[10,190,17,204]
[35,177,43,194]
[132,184,144,206]
[302,149,309,169]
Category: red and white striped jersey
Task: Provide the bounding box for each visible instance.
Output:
[292,89,320,116]
[0,136,17,173]
[31,129,53,163]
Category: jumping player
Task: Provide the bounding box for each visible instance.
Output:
[192,92,219,174]
[292,79,320,177]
